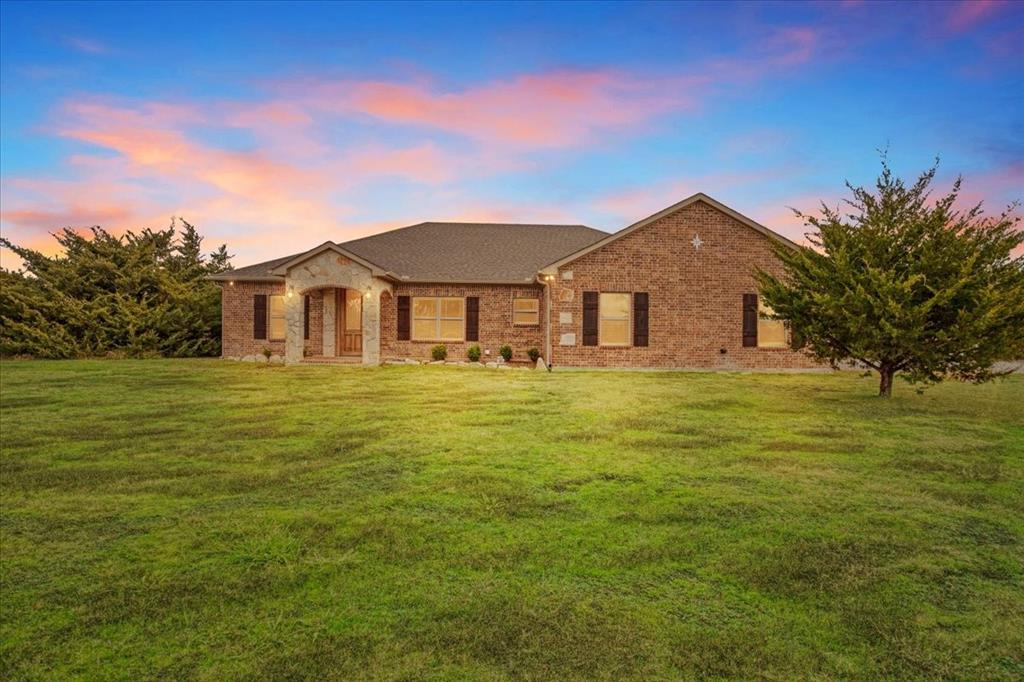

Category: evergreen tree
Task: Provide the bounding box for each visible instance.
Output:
[0,220,233,358]
[757,158,1024,396]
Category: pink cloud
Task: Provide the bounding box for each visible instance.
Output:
[594,169,795,224]
[290,69,700,149]
[2,25,828,269]
[946,0,1008,33]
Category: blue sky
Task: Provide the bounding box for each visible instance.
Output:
[1,0,1021,266]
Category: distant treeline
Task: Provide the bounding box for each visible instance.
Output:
[0,220,233,358]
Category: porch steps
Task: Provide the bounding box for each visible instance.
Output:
[300,356,362,365]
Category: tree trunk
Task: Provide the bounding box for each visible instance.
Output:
[878,364,894,397]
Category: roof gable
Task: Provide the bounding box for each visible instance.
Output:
[539,193,800,274]
[268,242,391,277]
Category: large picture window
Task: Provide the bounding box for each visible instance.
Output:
[599,293,630,346]
[269,294,286,340]
[412,297,465,341]
[758,299,787,348]
[513,297,539,325]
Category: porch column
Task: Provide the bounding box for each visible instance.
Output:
[361,287,381,366]
[283,283,304,365]
[322,288,336,357]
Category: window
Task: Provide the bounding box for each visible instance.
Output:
[268,294,286,340]
[758,299,787,348]
[513,297,539,325]
[599,293,630,346]
[412,296,464,341]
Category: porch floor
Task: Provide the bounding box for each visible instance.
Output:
[301,355,362,365]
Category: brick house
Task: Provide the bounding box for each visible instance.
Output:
[210,193,819,369]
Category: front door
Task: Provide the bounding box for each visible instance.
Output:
[337,288,363,356]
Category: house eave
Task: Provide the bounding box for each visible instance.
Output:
[207,273,283,282]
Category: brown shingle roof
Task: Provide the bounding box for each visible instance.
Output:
[211,221,607,283]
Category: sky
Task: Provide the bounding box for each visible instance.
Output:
[1,0,1022,269]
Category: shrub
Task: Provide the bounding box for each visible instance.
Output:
[0,219,231,358]
[262,347,273,362]
[499,345,513,362]
[431,344,448,361]
[527,347,541,363]
[467,344,481,362]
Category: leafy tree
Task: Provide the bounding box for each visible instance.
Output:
[757,158,1024,396]
[0,219,233,358]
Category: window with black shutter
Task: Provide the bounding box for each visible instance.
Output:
[742,293,758,347]
[582,291,598,346]
[633,292,649,347]
[253,294,267,340]
[397,296,410,340]
[465,297,479,341]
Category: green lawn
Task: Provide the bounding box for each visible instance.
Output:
[1,360,1022,680]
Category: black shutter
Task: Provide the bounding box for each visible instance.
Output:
[582,291,599,346]
[303,294,310,340]
[253,294,267,340]
[397,296,410,340]
[465,297,479,341]
[633,292,649,347]
[742,293,758,347]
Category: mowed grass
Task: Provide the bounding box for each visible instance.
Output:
[1,360,1022,680]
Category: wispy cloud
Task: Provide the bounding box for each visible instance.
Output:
[63,35,110,54]
[946,0,1009,33]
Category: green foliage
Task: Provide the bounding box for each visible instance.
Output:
[758,157,1024,396]
[466,344,481,362]
[499,344,513,362]
[527,347,541,362]
[261,346,273,361]
[0,219,232,358]
[431,344,447,361]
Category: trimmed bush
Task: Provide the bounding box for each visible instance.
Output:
[431,344,448,361]
[262,347,273,362]
[499,345,513,362]
[467,344,481,362]
[527,347,541,363]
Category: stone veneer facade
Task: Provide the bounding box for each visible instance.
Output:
[218,199,821,370]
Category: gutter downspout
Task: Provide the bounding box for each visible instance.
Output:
[539,273,552,369]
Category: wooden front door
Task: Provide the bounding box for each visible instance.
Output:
[336,288,363,356]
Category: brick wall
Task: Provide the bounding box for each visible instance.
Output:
[548,199,821,369]
[220,281,323,358]
[380,283,545,362]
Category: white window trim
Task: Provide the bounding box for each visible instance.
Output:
[512,297,540,326]
[412,296,465,342]
[599,292,631,347]
[757,298,788,349]
[268,294,286,341]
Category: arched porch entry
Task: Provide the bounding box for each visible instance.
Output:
[270,243,393,366]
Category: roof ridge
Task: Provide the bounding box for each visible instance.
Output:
[417,221,594,227]
[339,220,605,249]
